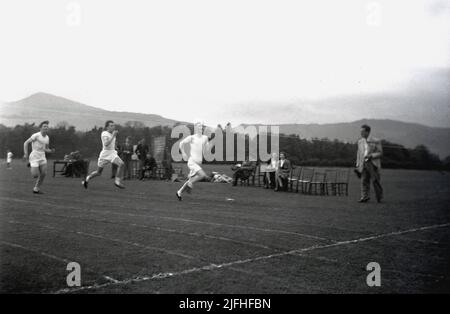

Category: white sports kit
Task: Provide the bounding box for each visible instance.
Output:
[97,131,122,167]
[28,132,49,167]
[180,134,208,178]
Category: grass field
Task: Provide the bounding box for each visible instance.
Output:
[1,160,449,293]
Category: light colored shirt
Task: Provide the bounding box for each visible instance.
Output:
[363,138,369,157]
[101,131,116,151]
[180,134,208,164]
[270,159,278,168]
[30,132,49,154]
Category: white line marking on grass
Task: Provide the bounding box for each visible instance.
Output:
[6,220,195,260]
[0,240,119,285]
[0,196,332,242]
[53,222,450,293]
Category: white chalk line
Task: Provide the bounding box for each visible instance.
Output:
[0,240,119,286]
[0,196,332,242]
[2,221,327,294]
[6,220,195,260]
[53,222,450,293]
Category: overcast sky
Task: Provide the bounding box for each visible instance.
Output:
[0,0,449,126]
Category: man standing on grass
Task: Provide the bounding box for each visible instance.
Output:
[82,120,125,189]
[356,124,383,203]
[23,121,55,194]
[136,138,149,180]
[121,136,134,180]
[176,120,210,201]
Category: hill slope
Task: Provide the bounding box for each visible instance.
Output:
[1,93,449,157]
[240,119,450,157]
[0,92,179,130]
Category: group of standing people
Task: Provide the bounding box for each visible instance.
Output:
[112,137,157,181]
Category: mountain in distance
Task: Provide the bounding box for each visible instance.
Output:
[0,92,180,130]
[238,119,450,158]
[1,92,449,157]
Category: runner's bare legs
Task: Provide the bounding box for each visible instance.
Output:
[178,169,207,195]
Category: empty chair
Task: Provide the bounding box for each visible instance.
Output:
[298,167,314,194]
[288,166,302,192]
[325,169,338,195]
[310,171,327,195]
[336,168,350,196]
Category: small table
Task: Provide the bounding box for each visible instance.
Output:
[53,160,70,177]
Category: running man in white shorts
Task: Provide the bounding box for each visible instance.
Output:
[82,120,125,189]
[176,120,210,200]
[23,121,55,194]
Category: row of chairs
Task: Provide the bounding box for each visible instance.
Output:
[240,166,350,196]
[288,167,350,196]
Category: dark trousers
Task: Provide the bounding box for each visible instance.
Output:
[361,162,383,200]
[232,169,251,185]
[123,158,132,179]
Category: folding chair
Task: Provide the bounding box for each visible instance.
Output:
[336,168,350,196]
[298,167,314,194]
[310,171,327,195]
[288,166,302,192]
[325,169,338,195]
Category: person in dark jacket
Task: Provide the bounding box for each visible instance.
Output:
[231,159,256,186]
[275,152,291,191]
[141,153,157,180]
[120,136,134,180]
[136,138,150,180]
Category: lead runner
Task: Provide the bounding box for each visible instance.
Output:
[176,120,210,201]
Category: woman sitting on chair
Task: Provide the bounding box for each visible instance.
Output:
[264,152,278,189]
[275,152,291,191]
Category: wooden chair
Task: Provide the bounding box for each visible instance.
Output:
[324,169,338,195]
[288,166,302,192]
[298,167,314,194]
[310,171,327,195]
[256,163,268,187]
[336,168,350,196]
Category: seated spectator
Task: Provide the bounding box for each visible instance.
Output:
[275,152,291,191]
[264,152,278,189]
[62,151,87,177]
[231,159,256,186]
[141,153,157,180]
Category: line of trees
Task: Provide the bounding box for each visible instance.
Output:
[0,122,448,170]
